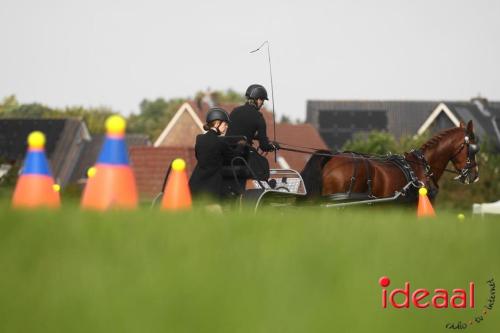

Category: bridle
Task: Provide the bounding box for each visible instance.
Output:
[448,130,480,182]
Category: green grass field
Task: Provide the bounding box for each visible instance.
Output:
[0,201,498,332]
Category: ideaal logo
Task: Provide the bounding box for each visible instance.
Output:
[378,276,496,329]
[379,276,474,309]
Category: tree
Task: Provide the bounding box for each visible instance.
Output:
[342,130,431,155]
[194,89,245,106]
[0,88,247,140]
[1,103,55,118]
[63,106,115,134]
[398,131,431,152]
[280,115,291,124]
[0,96,116,134]
[128,89,247,140]
[127,97,184,140]
[342,131,398,155]
[0,95,19,114]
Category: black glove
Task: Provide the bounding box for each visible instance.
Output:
[260,144,273,152]
[260,142,280,152]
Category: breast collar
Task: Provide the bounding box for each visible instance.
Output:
[410,149,437,188]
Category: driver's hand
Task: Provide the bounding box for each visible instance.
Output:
[261,145,274,152]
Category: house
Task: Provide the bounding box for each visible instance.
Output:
[0,118,151,187]
[129,146,196,199]
[130,99,328,198]
[70,133,151,184]
[0,118,91,187]
[307,97,500,151]
[153,100,327,168]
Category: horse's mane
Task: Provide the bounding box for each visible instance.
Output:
[420,127,463,151]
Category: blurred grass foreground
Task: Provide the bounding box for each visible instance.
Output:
[0,206,499,333]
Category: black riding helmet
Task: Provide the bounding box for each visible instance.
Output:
[206,107,230,124]
[245,84,268,100]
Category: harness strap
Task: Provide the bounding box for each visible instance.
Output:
[362,157,374,197]
[347,153,359,196]
[344,152,375,198]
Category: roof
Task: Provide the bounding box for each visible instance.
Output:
[129,146,196,199]
[187,100,275,127]
[268,123,329,171]
[307,98,500,151]
[423,100,500,151]
[0,118,67,160]
[307,100,438,138]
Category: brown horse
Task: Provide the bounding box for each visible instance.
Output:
[301,121,480,202]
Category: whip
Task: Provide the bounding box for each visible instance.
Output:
[250,40,277,162]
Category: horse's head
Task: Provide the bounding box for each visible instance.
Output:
[450,120,480,184]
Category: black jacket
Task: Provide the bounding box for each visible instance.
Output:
[189,130,233,199]
[226,103,274,151]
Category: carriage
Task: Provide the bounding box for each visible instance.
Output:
[219,140,421,211]
[223,121,480,211]
[154,122,480,211]
[219,137,307,211]
[221,149,421,211]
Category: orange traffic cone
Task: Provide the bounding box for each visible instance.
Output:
[12,131,61,209]
[81,115,138,210]
[417,187,435,218]
[161,158,192,211]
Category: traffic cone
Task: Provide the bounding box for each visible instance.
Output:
[161,158,192,211]
[81,115,138,210]
[12,131,61,209]
[417,187,435,218]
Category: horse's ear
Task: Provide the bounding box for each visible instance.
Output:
[459,121,465,128]
[467,120,474,133]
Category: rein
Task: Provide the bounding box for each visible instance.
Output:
[276,142,338,157]
[407,159,460,175]
[277,143,456,170]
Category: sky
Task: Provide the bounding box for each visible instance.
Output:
[1,0,499,120]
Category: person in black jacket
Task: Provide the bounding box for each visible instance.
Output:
[189,108,233,201]
[226,84,280,152]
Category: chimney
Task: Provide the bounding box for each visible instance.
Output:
[471,95,490,117]
[202,88,215,108]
